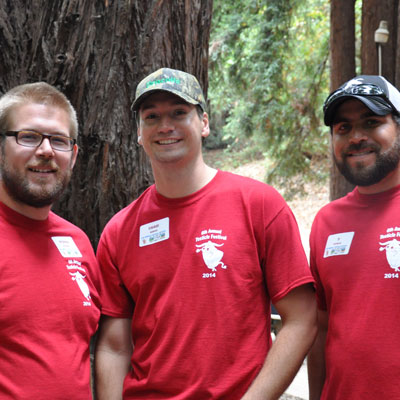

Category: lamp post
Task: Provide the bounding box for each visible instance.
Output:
[374,21,389,76]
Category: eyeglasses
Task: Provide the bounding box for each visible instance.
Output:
[2,130,76,151]
[323,83,394,113]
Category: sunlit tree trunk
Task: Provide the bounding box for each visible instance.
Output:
[0,0,213,247]
[329,0,356,200]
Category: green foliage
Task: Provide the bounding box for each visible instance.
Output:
[208,0,331,193]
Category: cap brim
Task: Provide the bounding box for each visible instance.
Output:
[324,95,393,126]
[132,88,202,112]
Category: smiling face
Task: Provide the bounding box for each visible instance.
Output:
[331,99,400,192]
[0,102,78,217]
[137,91,209,169]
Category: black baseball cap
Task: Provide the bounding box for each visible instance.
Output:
[323,75,400,126]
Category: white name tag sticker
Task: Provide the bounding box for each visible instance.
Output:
[51,236,83,258]
[324,232,355,258]
[139,217,169,247]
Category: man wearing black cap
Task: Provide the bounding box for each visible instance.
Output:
[95,68,317,399]
[308,75,400,400]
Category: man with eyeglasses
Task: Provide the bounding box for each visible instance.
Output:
[95,68,317,400]
[0,82,101,399]
[307,75,400,400]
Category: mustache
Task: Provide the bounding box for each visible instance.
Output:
[343,142,380,155]
[28,161,58,170]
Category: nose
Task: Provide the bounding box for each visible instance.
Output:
[35,137,55,158]
[349,126,368,144]
[158,115,174,133]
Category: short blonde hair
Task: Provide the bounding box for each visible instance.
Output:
[0,82,78,139]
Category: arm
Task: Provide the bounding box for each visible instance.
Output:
[241,284,317,400]
[95,316,133,400]
[307,309,329,400]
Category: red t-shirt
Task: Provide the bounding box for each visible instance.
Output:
[310,185,400,399]
[98,170,313,399]
[0,202,101,399]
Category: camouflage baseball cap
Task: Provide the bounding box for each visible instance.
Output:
[132,68,207,112]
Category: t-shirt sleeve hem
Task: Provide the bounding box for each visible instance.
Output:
[100,308,133,319]
[271,276,315,304]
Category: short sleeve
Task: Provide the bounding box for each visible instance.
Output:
[97,222,135,318]
[263,205,314,303]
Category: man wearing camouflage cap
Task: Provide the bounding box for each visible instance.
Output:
[308,75,400,399]
[95,67,316,400]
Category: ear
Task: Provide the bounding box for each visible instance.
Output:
[201,112,210,138]
[70,144,78,169]
[136,112,143,145]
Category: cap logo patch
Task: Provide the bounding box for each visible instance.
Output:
[343,78,363,90]
[146,77,181,88]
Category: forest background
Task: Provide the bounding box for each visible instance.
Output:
[209,0,399,198]
[208,0,331,195]
[0,0,399,247]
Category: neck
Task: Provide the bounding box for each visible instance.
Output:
[357,166,400,195]
[0,183,51,220]
[152,159,217,198]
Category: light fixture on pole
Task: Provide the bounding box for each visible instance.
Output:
[374,21,389,76]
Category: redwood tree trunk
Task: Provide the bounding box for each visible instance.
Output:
[329,0,356,200]
[0,0,213,247]
[361,0,398,83]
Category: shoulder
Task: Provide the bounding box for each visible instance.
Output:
[215,171,290,223]
[49,211,89,237]
[48,212,95,250]
[310,191,357,242]
[100,185,154,235]
[313,190,355,221]
[48,212,96,259]
[218,170,284,199]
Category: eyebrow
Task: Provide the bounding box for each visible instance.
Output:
[332,111,383,125]
[18,128,69,137]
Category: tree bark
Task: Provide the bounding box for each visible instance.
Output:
[0,0,213,248]
[329,0,356,200]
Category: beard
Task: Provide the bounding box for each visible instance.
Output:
[333,136,400,187]
[0,156,72,208]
